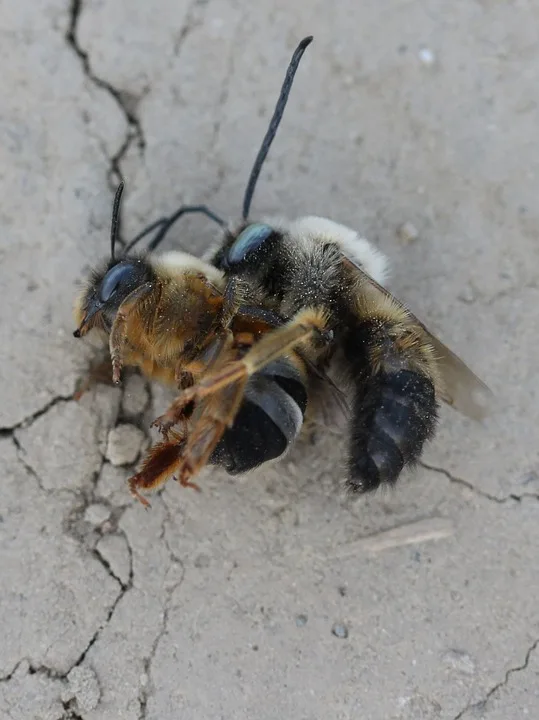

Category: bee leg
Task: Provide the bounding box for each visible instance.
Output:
[152,332,235,435]
[73,355,115,400]
[127,430,187,507]
[344,305,439,492]
[218,277,243,328]
[163,309,332,486]
[174,367,194,390]
[176,381,249,486]
[109,282,155,384]
[155,308,330,432]
[176,476,202,492]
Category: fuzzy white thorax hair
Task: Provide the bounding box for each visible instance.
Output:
[155,250,225,287]
[201,215,389,285]
[281,216,389,285]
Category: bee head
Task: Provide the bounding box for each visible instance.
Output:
[73,183,153,337]
[221,223,280,272]
[74,258,153,337]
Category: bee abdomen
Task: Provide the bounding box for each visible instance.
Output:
[348,369,438,492]
[209,359,307,474]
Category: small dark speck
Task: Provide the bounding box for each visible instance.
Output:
[412,551,421,562]
[338,585,347,597]
[398,44,408,54]
[27,280,38,292]
[252,644,259,651]
[521,471,539,486]
[295,614,308,627]
[193,553,210,568]
[332,623,348,639]
[518,205,528,215]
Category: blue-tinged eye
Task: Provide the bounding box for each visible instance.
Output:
[227,223,274,265]
[99,263,135,302]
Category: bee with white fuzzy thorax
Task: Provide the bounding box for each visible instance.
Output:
[74,36,491,507]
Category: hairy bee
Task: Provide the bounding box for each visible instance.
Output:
[74,36,492,507]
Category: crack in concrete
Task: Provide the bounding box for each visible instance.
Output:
[138,572,185,719]
[172,0,210,58]
[453,639,539,719]
[65,0,145,189]
[0,660,26,684]
[138,505,186,719]
[419,460,538,504]
[0,393,74,435]
[205,19,243,201]
[61,568,127,682]
[11,436,68,498]
[61,702,84,720]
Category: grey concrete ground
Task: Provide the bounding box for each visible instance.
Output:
[1,1,538,718]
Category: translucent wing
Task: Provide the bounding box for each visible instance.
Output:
[341,256,494,421]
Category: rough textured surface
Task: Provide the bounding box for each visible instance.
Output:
[0,0,538,718]
[105,423,147,467]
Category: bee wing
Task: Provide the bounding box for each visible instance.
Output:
[341,256,494,421]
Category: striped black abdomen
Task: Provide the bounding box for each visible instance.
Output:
[209,358,307,474]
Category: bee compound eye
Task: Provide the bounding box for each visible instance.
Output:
[227,223,275,265]
[99,263,135,302]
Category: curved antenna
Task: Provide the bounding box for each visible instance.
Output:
[123,217,169,255]
[110,181,125,261]
[146,204,226,253]
[241,35,313,220]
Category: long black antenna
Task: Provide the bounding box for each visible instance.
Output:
[146,205,226,252]
[241,35,313,220]
[110,181,124,261]
[123,217,169,255]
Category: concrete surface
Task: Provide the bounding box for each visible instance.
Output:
[1,0,538,718]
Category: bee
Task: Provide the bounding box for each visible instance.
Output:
[74,36,492,507]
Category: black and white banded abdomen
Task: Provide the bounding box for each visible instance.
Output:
[209,359,307,474]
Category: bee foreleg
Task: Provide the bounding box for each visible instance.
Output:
[109,282,154,384]
[73,354,115,400]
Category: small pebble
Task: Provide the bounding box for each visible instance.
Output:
[442,649,477,676]
[418,47,435,66]
[62,666,101,712]
[295,614,308,627]
[84,503,111,526]
[194,553,211,568]
[332,622,349,639]
[397,221,419,244]
[457,285,477,304]
[106,423,146,466]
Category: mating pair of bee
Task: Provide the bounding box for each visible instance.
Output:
[74,37,491,508]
